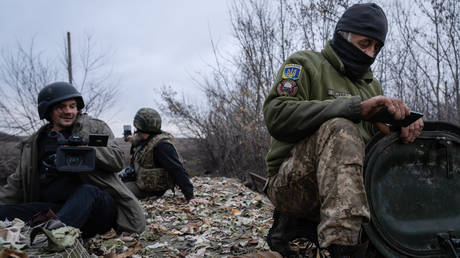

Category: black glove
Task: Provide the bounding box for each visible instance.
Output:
[119,166,136,182]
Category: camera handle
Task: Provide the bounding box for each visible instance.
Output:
[48,131,88,146]
[48,130,68,145]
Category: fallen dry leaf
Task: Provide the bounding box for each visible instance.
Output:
[83,177,323,257]
[233,251,283,258]
[232,208,242,216]
[248,239,259,246]
[101,228,117,239]
[0,248,28,258]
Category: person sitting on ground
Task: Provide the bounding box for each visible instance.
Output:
[0,82,146,238]
[120,107,204,205]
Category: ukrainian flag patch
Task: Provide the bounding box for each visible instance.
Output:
[282,64,302,80]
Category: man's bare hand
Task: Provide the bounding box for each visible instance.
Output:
[400,118,424,143]
[361,96,409,121]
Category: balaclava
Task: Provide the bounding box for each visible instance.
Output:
[331,3,388,80]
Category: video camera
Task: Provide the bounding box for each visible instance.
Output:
[49,131,109,173]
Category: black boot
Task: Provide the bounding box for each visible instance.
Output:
[328,241,369,258]
[266,210,318,257]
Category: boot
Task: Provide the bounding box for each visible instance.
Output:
[328,240,369,258]
[266,210,318,257]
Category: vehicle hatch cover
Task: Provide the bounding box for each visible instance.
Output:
[364,121,460,257]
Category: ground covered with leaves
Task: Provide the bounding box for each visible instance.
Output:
[2,177,324,257]
[88,176,278,257]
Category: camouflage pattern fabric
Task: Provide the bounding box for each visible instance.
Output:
[133,107,162,133]
[133,132,175,192]
[267,118,370,248]
[135,167,174,192]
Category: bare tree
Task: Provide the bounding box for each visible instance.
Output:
[377,0,460,122]
[159,0,359,179]
[160,0,460,179]
[63,34,119,118]
[0,40,58,134]
[0,34,119,135]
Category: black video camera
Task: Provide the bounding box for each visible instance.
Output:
[49,131,109,173]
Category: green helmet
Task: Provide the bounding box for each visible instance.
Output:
[133,107,162,133]
[37,81,84,120]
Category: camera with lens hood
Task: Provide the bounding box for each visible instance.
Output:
[49,131,108,173]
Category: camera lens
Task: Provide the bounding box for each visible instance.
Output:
[65,154,82,166]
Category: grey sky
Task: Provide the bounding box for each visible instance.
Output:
[0,0,235,136]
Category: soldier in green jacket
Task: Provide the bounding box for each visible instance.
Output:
[0,82,146,238]
[264,3,423,257]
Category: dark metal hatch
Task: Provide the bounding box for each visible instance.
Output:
[364,121,460,258]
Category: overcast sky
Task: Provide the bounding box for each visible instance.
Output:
[0,1,236,136]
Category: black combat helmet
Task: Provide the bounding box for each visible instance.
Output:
[37,81,85,120]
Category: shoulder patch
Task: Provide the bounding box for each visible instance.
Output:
[282,64,302,80]
[277,79,298,97]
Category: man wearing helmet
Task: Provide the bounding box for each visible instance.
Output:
[120,107,203,205]
[263,3,423,257]
[0,82,146,238]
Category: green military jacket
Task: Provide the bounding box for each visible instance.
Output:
[0,113,146,234]
[264,42,383,176]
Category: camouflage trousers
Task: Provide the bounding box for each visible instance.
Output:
[267,118,370,248]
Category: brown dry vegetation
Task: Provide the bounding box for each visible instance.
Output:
[159,0,460,184]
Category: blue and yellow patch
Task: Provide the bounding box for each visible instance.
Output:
[282,64,302,80]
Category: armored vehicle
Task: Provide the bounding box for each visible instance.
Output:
[364,121,460,257]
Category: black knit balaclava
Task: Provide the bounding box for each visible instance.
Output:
[331,3,388,80]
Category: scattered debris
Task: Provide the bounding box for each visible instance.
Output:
[88,177,327,257]
[88,177,277,257]
[0,218,90,257]
[0,218,26,250]
[1,177,325,257]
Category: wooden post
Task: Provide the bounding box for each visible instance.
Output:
[67,32,73,84]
